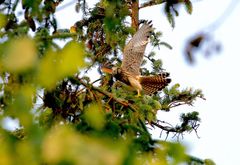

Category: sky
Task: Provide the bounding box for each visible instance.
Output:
[144,1,240,164]
[52,0,240,164]
[4,0,238,164]
[138,1,240,164]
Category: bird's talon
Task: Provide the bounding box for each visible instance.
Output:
[136,91,141,97]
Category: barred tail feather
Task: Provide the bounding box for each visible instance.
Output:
[140,73,171,95]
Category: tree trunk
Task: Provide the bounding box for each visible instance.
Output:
[131,0,139,30]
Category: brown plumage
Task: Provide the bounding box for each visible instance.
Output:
[102,21,171,96]
[121,21,153,76]
[140,73,171,95]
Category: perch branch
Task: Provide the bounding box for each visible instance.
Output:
[76,78,137,112]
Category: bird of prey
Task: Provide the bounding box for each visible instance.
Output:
[102,21,171,96]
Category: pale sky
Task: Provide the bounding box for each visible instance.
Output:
[56,0,240,164]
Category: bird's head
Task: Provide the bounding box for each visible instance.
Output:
[101,65,122,77]
[111,67,122,76]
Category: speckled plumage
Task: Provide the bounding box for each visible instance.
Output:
[121,21,153,76]
[104,21,171,95]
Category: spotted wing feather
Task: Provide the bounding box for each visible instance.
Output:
[121,21,153,76]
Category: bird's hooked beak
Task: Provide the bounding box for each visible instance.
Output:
[101,66,113,74]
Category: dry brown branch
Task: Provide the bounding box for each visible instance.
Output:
[77,78,137,112]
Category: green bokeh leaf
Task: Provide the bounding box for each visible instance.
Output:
[84,103,105,130]
[37,41,86,89]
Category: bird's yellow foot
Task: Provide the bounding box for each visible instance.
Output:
[136,90,141,97]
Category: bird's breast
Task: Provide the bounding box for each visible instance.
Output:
[114,71,130,85]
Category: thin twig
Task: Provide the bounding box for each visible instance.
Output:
[157,119,173,127]
[36,33,76,40]
[37,93,43,100]
[77,78,137,112]
[150,121,179,133]
[91,78,101,85]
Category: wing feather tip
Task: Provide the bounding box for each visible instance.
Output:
[166,78,171,84]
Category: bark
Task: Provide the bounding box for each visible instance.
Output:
[131,0,139,30]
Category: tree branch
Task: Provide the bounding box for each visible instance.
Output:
[131,0,139,30]
[150,121,182,133]
[37,33,76,40]
[168,100,193,108]
[139,0,166,9]
[76,78,137,112]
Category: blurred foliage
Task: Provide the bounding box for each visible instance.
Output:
[183,0,239,64]
[0,0,213,165]
[184,33,221,64]
[140,0,193,28]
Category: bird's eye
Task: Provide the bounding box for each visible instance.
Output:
[117,68,121,74]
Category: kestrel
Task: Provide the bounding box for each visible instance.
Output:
[102,21,171,96]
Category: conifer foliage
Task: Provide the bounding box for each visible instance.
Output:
[0,0,215,164]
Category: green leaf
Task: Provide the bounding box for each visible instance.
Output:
[37,41,86,89]
[58,41,86,75]
[159,141,187,165]
[0,13,7,28]
[184,0,193,14]
[160,41,173,49]
[6,85,35,128]
[204,159,216,165]
[152,100,162,110]
[38,108,54,127]
[153,59,163,70]
[2,37,37,73]
[42,126,128,165]
[37,49,59,89]
[169,83,180,95]
[165,5,175,28]
[84,103,105,130]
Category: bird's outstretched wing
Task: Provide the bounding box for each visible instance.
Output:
[140,72,171,95]
[121,21,153,76]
